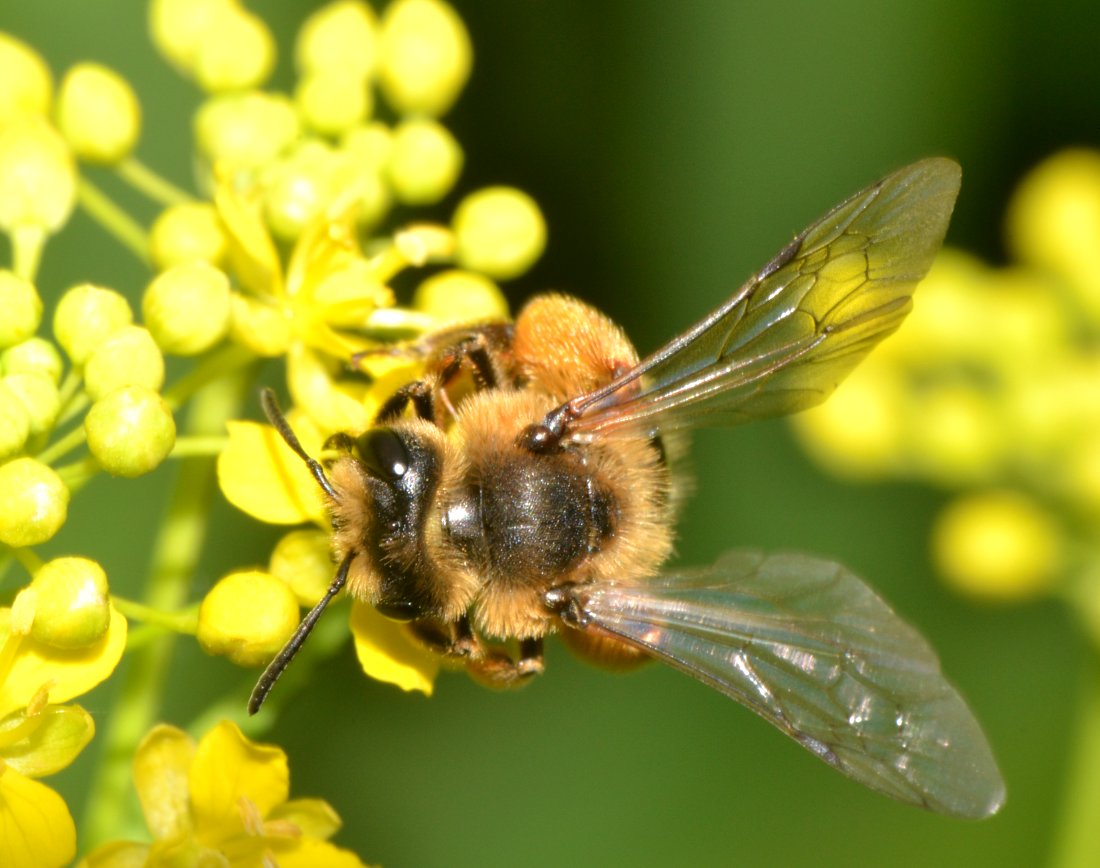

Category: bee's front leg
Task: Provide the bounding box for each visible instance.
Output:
[408,618,544,688]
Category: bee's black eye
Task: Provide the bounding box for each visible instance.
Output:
[357,428,409,480]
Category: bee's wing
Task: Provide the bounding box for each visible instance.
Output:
[550,550,1004,818]
[561,159,960,440]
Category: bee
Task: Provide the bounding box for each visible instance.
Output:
[251,158,1004,819]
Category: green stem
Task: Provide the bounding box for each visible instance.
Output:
[115,157,193,207]
[1048,654,1100,868]
[163,343,257,411]
[79,365,254,848]
[37,423,87,466]
[169,435,228,459]
[11,225,46,283]
[53,455,98,493]
[77,178,151,264]
[112,596,199,635]
[11,547,44,577]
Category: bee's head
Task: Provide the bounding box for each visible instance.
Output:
[327,424,445,622]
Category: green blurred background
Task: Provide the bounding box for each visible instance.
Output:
[6,1,1100,865]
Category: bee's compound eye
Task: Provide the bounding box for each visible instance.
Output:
[357,428,409,480]
[375,599,422,622]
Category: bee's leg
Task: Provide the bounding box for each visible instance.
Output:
[464,637,545,689]
[409,616,544,688]
[438,332,502,391]
[374,379,435,422]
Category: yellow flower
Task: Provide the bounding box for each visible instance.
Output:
[216,180,442,433]
[79,720,367,867]
[0,596,128,868]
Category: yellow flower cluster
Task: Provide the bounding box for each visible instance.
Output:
[792,150,1100,617]
[0,0,549,862]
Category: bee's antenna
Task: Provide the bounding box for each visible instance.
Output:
[248,552,352,715]
[260,388,338,501]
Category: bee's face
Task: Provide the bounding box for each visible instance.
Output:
[329,425,445,622]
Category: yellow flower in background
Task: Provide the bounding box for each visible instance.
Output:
[791,149,1100,614]
[80,720,366,867]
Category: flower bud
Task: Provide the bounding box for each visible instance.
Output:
[149,0,236,69]
[0,270,41,348]
[143,262,232,356]
[198,570,300,667]
[0,33,53,122]
[296,0,378,79]
[386,118,462,205]
[195,91,300,172]
[3,372,60,435]
[0,457,69,547]
[2,337,64,385]
[261,140,346,241]
[193,7,275,93]
[56,63,141,164]
[0,116,76,234]
[453,186,546,280]
[84,326,165,401]
[932,490,1062,601]
[28,557,111,649]
[0,381,31,458]
[53,283,133,366]
[85,386,176,478]
[150,201,228,269]
[377,0,471,116]
[296,69,372,137]
[413,269,508,325]
[269,528,335,606]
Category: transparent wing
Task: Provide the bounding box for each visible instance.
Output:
[551,550,1004,818]
[561,159,961,440]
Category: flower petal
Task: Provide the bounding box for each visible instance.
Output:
[267,797,340,840]
[133,724,194,842]
[0,764,75,868]
[0,703,94,777]
[0,604,127,720]
[216,183,283,300]
[218,420,325,525]
[349,601,439,695]
[287,343,370,433]
[269,835,368,868]
[190,721,288,841]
